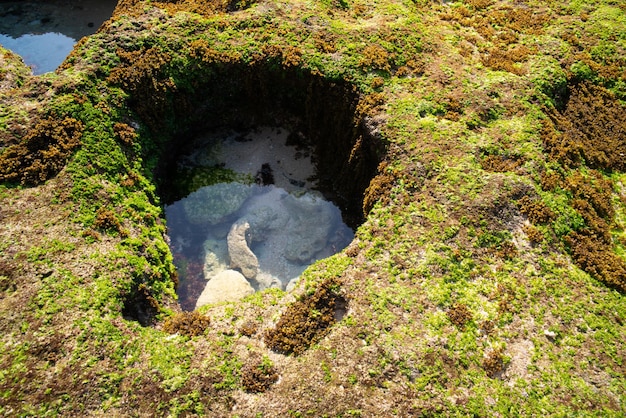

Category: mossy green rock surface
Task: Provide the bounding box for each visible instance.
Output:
[0,0,625,416]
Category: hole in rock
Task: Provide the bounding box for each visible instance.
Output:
[163,127,355,311]
[0,0,118,74]
[144,66,384,312]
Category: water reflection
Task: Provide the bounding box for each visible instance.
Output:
[163,127,354,310]
[0,33,74,74]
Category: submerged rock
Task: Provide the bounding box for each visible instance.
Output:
[195,269,255,308]
[182,183,252,225]
[255,162,275,185]
[255,271,284,291]
[282,193,337,263]
[227,219,259,280]
[243,187,291,240]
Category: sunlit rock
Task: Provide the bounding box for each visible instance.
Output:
[285,277,299,292]
[195,269,255,308]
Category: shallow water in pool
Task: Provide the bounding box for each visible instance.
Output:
[164,127,354,310]
[0,0,118,74]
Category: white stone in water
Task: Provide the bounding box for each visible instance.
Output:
[195,269,255,308]
[227,219,259,280]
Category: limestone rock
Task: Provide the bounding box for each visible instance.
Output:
[227,219,259,280]
[282,193,336,263]
[195,269,255,308]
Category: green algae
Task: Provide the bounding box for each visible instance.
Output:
[0,0,625,416]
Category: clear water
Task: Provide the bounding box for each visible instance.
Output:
[165,127,354,310]
[0,33,75,74]
[0,0,118,74]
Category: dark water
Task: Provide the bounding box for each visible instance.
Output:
[0,0,118,74]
